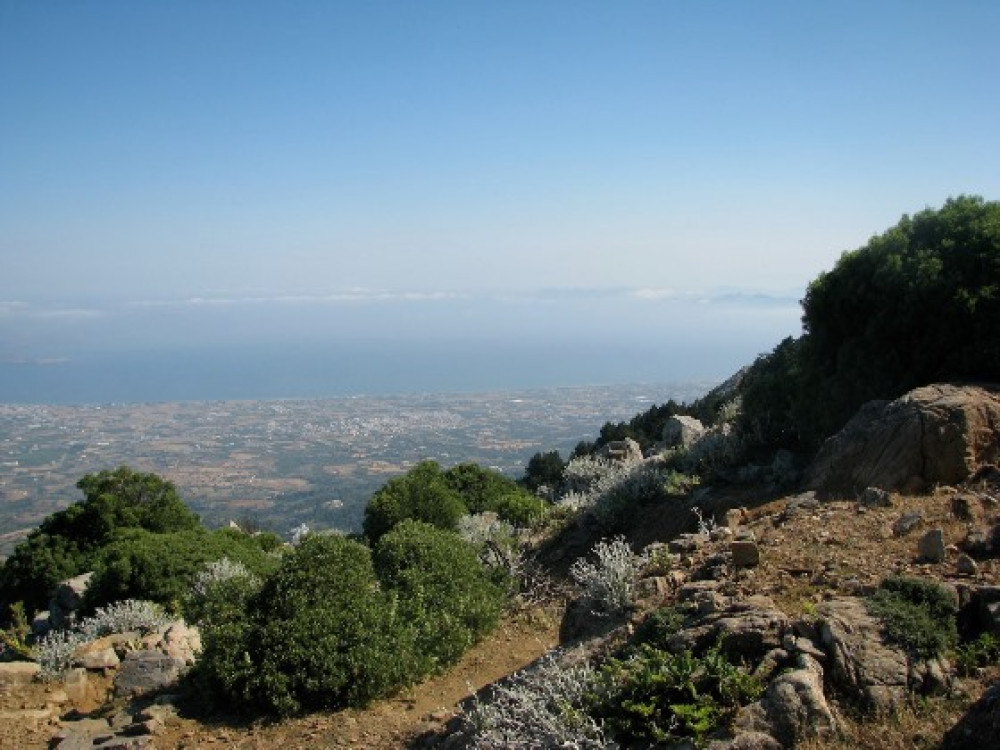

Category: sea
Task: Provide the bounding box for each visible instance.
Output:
[0,340,745,405]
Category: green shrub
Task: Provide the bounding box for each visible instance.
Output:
[373,520,505,674]
[631,605,688,650]
[866,576,958,658]
[738,196,1000,454]
[585,641,763,745]
[521,450,567,492]
[362,460,466,543]
[82,526,278,615]
[955,632,1000,676]
[443,462,546,526]
[0,466,199,618]
[196,534,413,716]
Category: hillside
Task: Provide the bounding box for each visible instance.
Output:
[2,462,999,747]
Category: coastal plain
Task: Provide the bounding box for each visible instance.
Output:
[0,382,711,553]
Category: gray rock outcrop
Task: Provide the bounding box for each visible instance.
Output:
[818,597,910,712]
[663,415,707,449]
[807,383,1000,497]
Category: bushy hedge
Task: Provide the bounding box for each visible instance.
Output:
[0,466,200,618]
[739,195,1000,453]
[363,460,545,543]
[82,527,279,615]
[374,520,506,673]
[362,460,466,542]
[193,525,507,717]
[193,534,410,716]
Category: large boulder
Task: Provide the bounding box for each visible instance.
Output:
[662,415,707,449]
[817,597,910,712]
[807,383,1000,497]
[598,438,642,462]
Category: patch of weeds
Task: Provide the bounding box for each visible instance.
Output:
[0,602,34,660]
[584,639,763,746]
[866,577,958,658]
[955,632,1000,676]
[631,605,688,650]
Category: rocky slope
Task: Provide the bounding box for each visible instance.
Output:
[3,383,1000,748]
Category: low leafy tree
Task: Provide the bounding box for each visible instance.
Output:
[521,450,567,492]
[374,520,506,673]
[0,466,199,618]
[362,460,466,543]
[737,195,1000,454]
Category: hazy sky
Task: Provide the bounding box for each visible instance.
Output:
[2,1,999,368]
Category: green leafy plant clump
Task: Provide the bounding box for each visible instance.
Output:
[585,640,763,745]
[866,576,959,658]
[363,460,546,543]
[955,632,1000,676]
[82,526,280,616]
[193,524,507,717]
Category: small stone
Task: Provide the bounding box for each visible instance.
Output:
[731,540,761,567]
[860,487,893,508]
[893,512,924,537]
[951,495,976,521]
[0,661,40,686]
[957,554,979,576]
[918,529,946,563]
[724,508,744,528]
[76,647,120,670]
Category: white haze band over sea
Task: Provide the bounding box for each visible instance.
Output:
[0,288,801,405]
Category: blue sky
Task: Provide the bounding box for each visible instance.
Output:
[1,1,999,378]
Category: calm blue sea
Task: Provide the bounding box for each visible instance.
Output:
[0,340,743,405]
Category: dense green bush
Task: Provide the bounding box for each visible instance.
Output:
[521,450,567,492]
[193,525,507,717]
[0,466,200,618]
[443,462,546,526]
[739,195,1000,453]
[194,534,412,716]
[866,576,958,658]
[362,460,466,542]
[373,520,506,673]
[82,527,279,614]
[364,460,546,543]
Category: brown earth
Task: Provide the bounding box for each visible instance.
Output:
[3,478,1000,748]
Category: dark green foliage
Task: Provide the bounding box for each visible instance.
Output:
[193,526,506,718]
[82,527,278,614]
[586,641,763,745]
[362,460,466,543]
[194,535,412,717]
[0,466,199,617]
[184,573,261,705]
[631,605,688,650]
[738,196,1000,453]
[594,400,686,454]
[521,450,567,492]
[955,632,1000,676]
[796,195,1000,442]
[736,337,805,456]
[364,460,546,544]
[443,462,545,526]
[373,520,506,674]
[866,576,958,658]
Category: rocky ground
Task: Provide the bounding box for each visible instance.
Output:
[3,477,1000,747]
